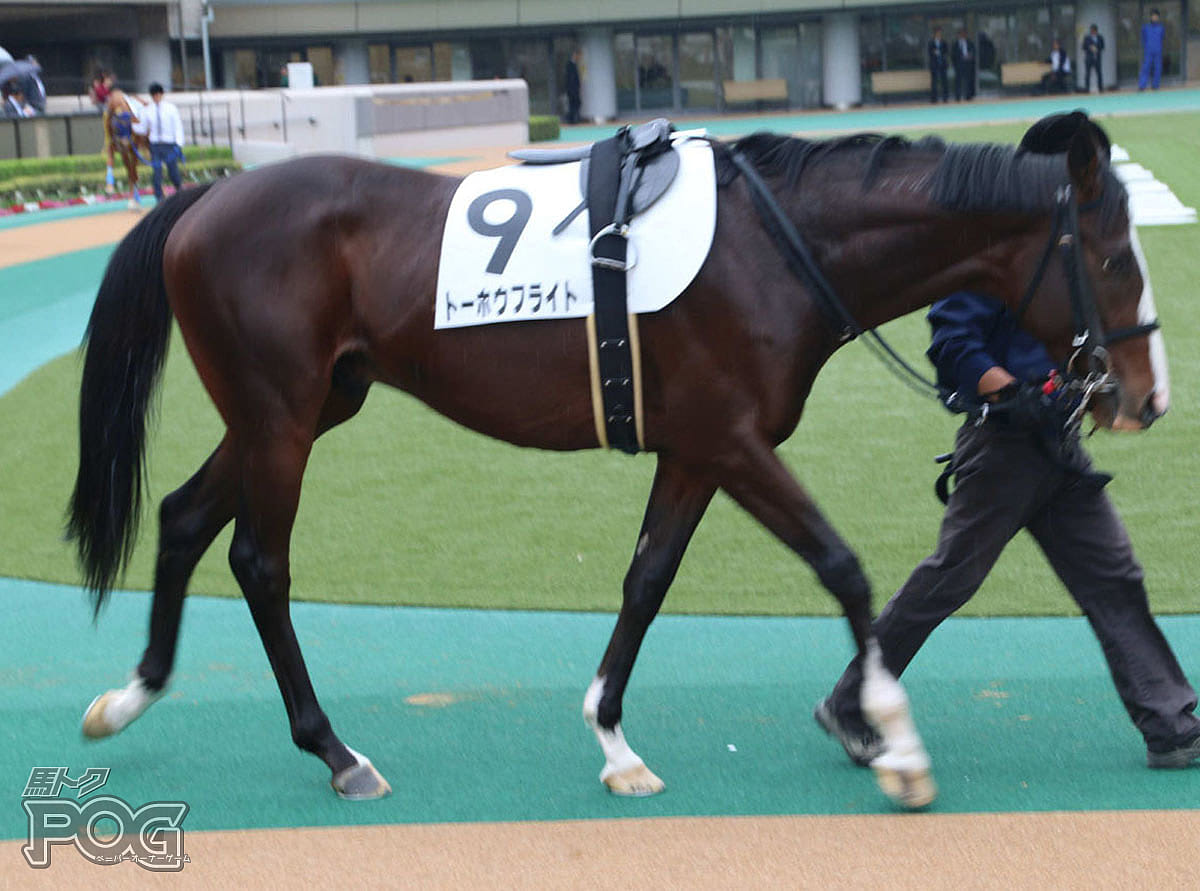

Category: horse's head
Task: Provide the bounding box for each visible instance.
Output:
[1015,112,1165,431]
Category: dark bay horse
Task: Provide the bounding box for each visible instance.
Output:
[69,112,1164,809]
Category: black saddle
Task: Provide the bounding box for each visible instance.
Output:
[509,118,680,233]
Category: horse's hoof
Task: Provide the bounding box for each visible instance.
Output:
[331,752,391,800]
[602,763,665,797]
[81,692,119,739]
[81,678,163,740]
[872,763,937,810]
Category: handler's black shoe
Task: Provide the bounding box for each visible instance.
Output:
[814,698,884,767]
[1147,734,1200,769]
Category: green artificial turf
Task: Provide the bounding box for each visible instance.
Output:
[1,114,1197,618]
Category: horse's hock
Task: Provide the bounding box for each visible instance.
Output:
[227,80,531,166]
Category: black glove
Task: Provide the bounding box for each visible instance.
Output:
[992,382,1058,429]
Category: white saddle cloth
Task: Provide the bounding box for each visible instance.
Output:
[434,139,716,329]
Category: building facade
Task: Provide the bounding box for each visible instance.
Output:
[1,1,1196,112]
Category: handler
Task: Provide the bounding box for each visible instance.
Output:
[815,289,1200,770]
[143,82,186,202]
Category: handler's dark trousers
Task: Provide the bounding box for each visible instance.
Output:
[150,142,182,201]
[827,421,1200,752]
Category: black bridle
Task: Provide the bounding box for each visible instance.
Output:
[731,149,1161,419]
[1015,183,1160,371]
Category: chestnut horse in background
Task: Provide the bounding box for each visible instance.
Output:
[103,89,150,209]
[68,111,1164,809]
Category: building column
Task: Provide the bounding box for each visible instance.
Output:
[336,39,370,85]
[1076,2,1118,91]
[134,35,172,91]
[822,12,861,109]
[581,27,617,123]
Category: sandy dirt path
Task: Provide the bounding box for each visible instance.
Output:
[4,811,1199,888]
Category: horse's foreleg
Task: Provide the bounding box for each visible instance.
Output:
[585,456,715,796]
[82,441,237,739]
[229,427,389,800]
[717,438,936,809]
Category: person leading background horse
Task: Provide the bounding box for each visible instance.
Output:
[103,85,150,209]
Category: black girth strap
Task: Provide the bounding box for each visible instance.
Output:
[587,132,640,454]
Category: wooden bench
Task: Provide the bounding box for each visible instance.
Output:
[722,78,788,108]
[869,69,929,103]
[1001,61,1052,90]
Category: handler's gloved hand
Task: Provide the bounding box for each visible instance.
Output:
[994,381,1057,429]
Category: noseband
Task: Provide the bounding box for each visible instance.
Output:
[1015,183,1160,428]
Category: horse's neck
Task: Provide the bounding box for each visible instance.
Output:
[811,191,1037,330]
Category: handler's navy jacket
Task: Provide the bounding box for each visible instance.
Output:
[927,292,1056,401]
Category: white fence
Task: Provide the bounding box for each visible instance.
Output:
[42,79,531,164]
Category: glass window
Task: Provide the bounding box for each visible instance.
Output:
[368,44,390,84]
[1012,3,1053,63]
[720,25,756,82]
[1189,0,1200,80]
[679,31,716,110]
[394,46,431,83]
[614,32,638,113]
[508,39,553,115]
[469,39,506,80]
[860,14,883,76]
[551,37,576,120]
[432,42,470,81]
[974,11,1010,91]
[233,49,257,89]
[637,33,674,110]
[1156,1,1184,78]
[306,46,334,87]
[885,14,927,70]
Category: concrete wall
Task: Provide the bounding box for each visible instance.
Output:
[161,79,533,164]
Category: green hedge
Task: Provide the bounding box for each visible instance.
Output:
[1,158,239,206]
[528,115,561,142]
[0,146,235,181]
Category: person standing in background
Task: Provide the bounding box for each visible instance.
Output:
[952,29,975,101]
[564,49,582,124]
[928,27,949,103]
[1139,9,1165,90]
[1082,24,1106,93]
[144,82,185,202]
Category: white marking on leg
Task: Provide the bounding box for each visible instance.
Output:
[81,676,166,738]
[1130,226,1169,414]
[859,642,929,773]
[583,676,645,782]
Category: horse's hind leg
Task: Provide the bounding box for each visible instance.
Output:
[82,440,238,739]
[584,456,715,795]
[227,418,388,799]
[716,437,935,809]
[82,367,370,747]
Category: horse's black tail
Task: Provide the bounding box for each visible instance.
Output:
[67,183,215,616]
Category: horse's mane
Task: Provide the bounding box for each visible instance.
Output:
[717,130,1128,230]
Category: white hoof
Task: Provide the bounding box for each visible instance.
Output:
[331,749,391,800]
[602,763,665,797]
[82,678,164,739]
[871,756,937,810]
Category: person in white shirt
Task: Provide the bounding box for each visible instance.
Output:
[145,82,186,202]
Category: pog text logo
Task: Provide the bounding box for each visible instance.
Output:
[21,767,189,871]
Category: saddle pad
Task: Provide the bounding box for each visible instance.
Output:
[434,139,716,329]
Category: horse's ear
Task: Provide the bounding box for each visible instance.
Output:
[1067,126,1106,204]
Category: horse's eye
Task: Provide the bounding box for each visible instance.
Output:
[1101,250,1134,275]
